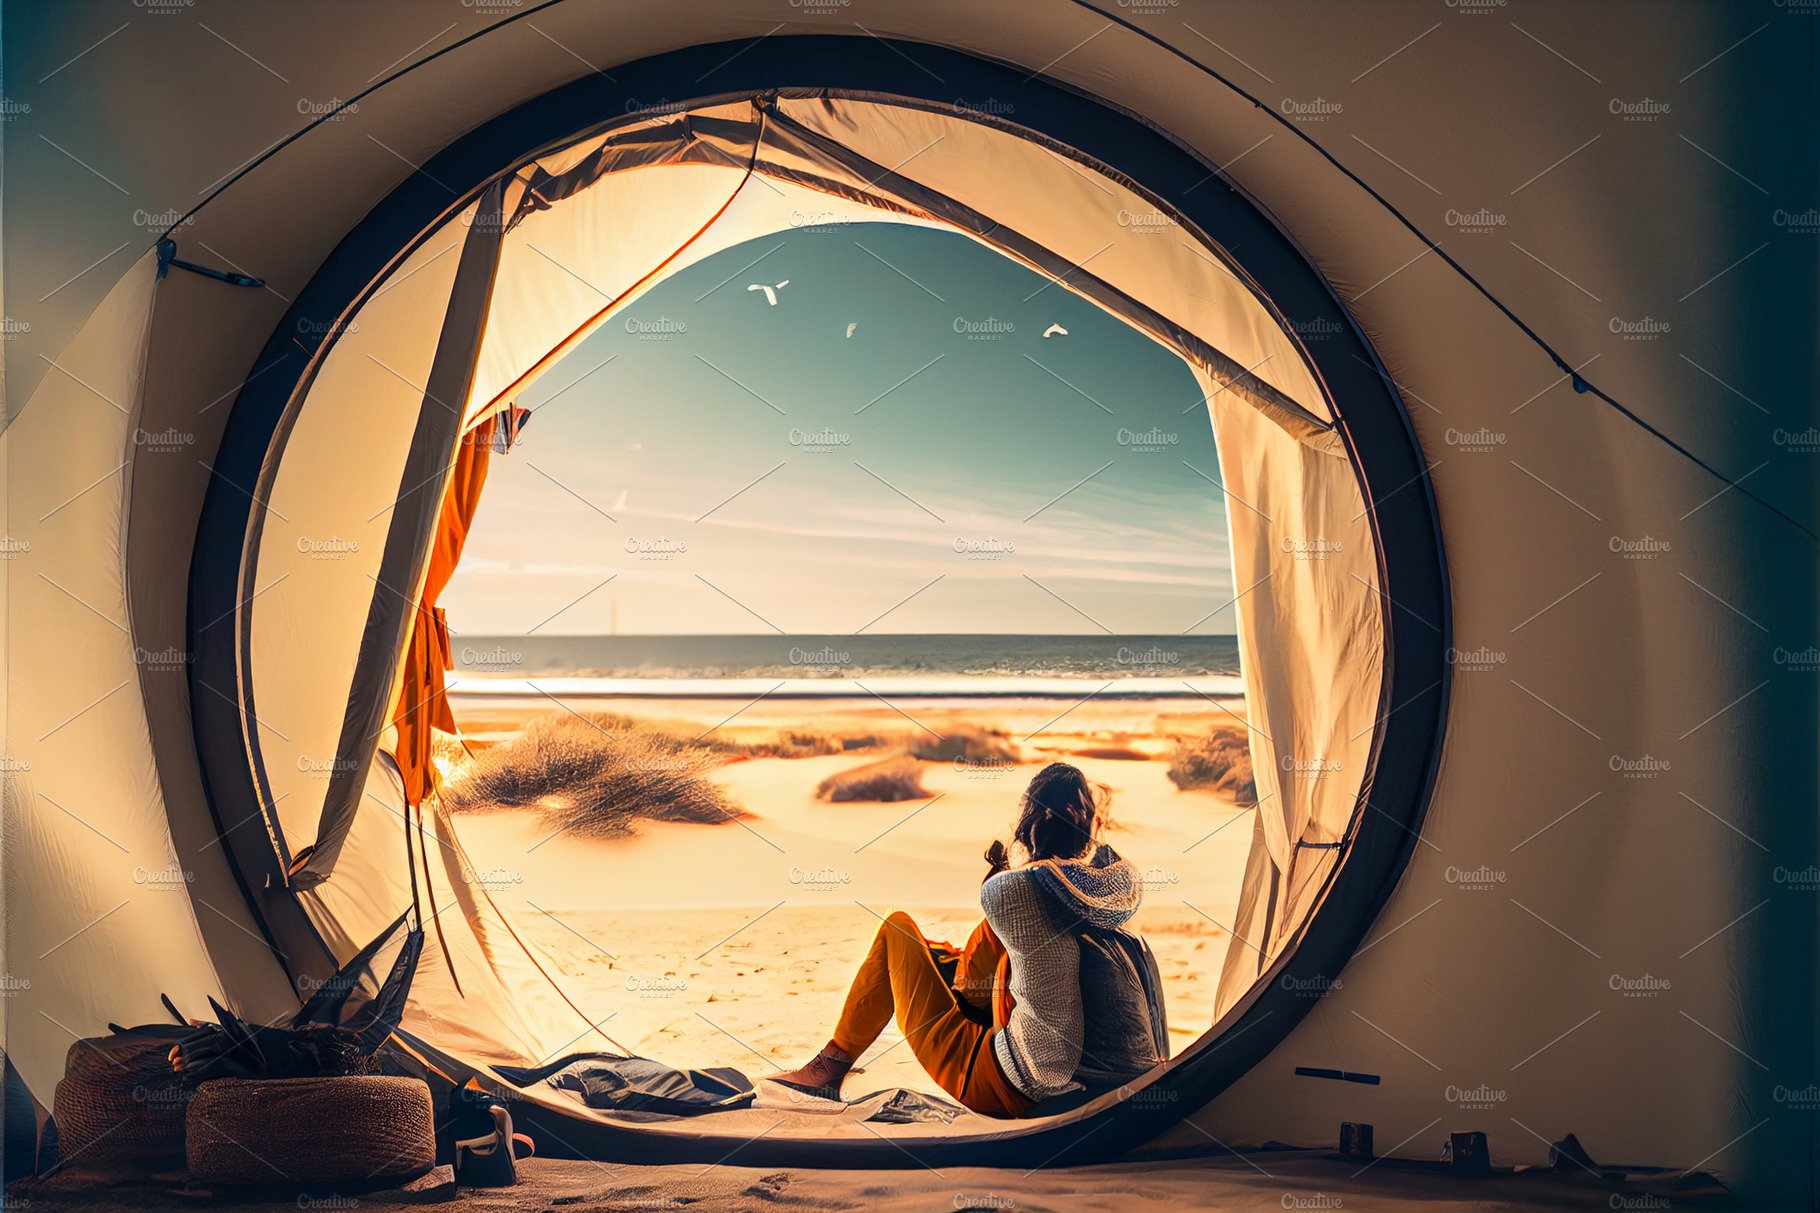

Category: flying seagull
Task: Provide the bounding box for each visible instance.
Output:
[747,279,791,306]
[1042,323,1068,339]
[845,322,859,338]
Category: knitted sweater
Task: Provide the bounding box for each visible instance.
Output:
[981,844,1165,1101]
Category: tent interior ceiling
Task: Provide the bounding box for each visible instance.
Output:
[3,3,1814,1201]
[6,3,1810,523]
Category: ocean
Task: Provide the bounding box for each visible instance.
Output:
[447,633,1243,699]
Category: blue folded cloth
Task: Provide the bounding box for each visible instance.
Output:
[495,1053,755,1116]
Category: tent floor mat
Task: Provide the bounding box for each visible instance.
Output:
[7,1154,1766,1212]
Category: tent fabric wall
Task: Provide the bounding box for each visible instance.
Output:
[302,178,520,882]
[1201,369,1385,1016]
[249,215,475,867]
[1,254,233,1095]
[1213,814,1278,1016]
[467,160,761,421]
[2,5,1813,1201]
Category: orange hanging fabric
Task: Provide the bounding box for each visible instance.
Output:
[393,415,497,806]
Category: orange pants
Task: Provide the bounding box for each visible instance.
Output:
[830,911,1031,1118]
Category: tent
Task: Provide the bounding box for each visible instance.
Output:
[3,3,1814,1204]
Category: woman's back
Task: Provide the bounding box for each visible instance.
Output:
[981,843,1169,1100]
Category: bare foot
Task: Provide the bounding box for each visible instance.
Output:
[768,1044,853,1100]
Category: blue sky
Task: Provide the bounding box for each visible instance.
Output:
[445,221,1235,636]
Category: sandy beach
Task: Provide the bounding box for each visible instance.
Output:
[444,691,1255,1097]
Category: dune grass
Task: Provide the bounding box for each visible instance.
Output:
[814,755,930,803]
[909,726,1021,765]
[1165,727,1257,805]
[441,710,744,836]
[709,727,908,759]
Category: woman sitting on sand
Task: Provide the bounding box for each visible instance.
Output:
[771,762,1168,1116]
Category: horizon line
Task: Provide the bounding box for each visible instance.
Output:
[451,631,1241,639]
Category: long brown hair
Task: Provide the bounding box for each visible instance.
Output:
[1013,762,1106,862]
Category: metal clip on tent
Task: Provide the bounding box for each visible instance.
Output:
[156,238,265,288]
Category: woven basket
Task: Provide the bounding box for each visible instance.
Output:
[51,1032,189,1170]
[185,1075,435,1188]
